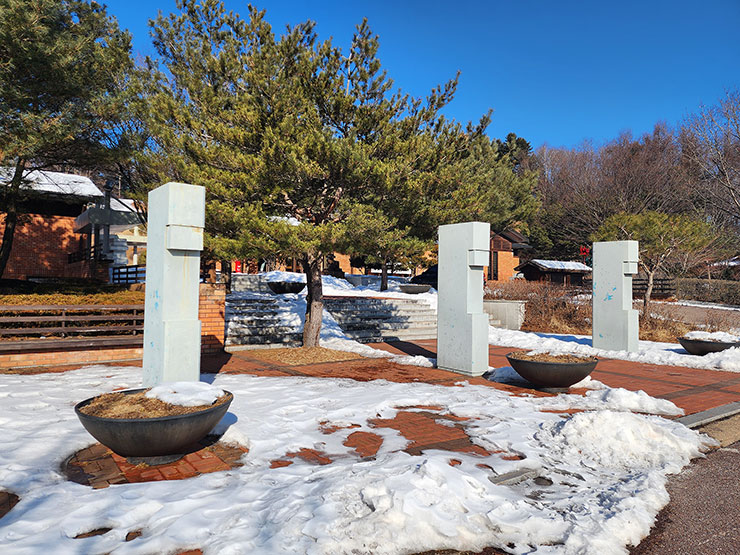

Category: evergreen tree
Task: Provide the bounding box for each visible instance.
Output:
[592,211,717,315]
[0,0,134,278]
[144,0,536,345]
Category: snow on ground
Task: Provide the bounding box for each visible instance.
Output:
[0,366,711,555]
[489,327,740,373]
[230,272,436,367]
[235,272,740,373]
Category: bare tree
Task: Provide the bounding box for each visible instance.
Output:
[681,89,740,227]
[532,124,693,258]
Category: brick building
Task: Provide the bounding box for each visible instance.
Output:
[1,169,105,281]
[489,230,531,282]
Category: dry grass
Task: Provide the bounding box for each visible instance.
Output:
[487,281,720,343]
[0,291,145,306]
[0,281,144,306]
[79,390,230,419]
[507,350,596,363]
[243,346,364,366]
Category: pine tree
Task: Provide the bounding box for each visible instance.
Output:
[144,0,537,345]
[0,0,134,278]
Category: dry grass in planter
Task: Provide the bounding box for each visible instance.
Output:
[506,350,597,364]
[78,390,231,419]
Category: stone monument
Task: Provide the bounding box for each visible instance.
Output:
[143,182,206,386]
[592,240,639,352]
[437,221,491,376]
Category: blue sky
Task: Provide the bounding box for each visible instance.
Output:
[105,0,740,149]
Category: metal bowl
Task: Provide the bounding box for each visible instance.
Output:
[267,281,306,295]
[75,388,233,458]
[678,337,740,356]
[399,284,431,294]
[505,353,597,388]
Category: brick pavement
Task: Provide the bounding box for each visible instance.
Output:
[368,339,740,416]
[63,438,248,489]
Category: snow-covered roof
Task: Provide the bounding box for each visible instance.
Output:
[527,259,592,272]
[0,168,103,200]
[711,256,740,267]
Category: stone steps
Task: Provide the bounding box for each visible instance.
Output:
[324,296,438,343]
[225,296,302,348]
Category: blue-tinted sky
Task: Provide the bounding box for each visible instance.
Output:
[105,0,740,149]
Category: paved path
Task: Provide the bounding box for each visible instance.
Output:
[368,339,740,416]
[630,441,740,554]
[650,301,740,329]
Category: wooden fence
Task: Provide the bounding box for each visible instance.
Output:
[583,277,676,298]
[0,304,144,352]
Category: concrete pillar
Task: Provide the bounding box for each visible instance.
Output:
[592,240,639,352]
[142,182,205,386]
[437,222,491,376]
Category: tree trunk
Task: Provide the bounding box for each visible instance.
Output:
[302,253,323,347]
[0,161,25,279]
[643,270,655,317]
[220,259,232,293]
[380,260,389,291]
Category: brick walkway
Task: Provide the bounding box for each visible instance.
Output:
[368,339,740,416]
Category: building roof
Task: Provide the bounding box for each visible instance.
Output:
[517,259,592,273]
[0,168,103,201]
[711,256,740,267]
[498,229,529,244]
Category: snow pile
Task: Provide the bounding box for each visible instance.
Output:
[0,366,711,554]
[262,270,306,283]
[684,330,739,343]
[145,381,225,407]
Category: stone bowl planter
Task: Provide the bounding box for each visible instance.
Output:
[678,337,740,356]
[399,284,431,294]
[505,352,597,388]
[267,281,306,295]
[75,388,233,461]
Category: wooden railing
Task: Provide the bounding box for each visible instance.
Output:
[0,304,145,352]
[68,245,107,263]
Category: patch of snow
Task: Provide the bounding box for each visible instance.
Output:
[261,270,307,283]
[145,381,225,407]
[656,300,740,312]
[0,366,711,554]
[488,327,740,373]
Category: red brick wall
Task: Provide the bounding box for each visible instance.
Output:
[199,283,225,354]
[0,212,99,280]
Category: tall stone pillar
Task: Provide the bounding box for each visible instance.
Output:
[143,182,205,386]
[592,240,639,352]
[437,222,491,376]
